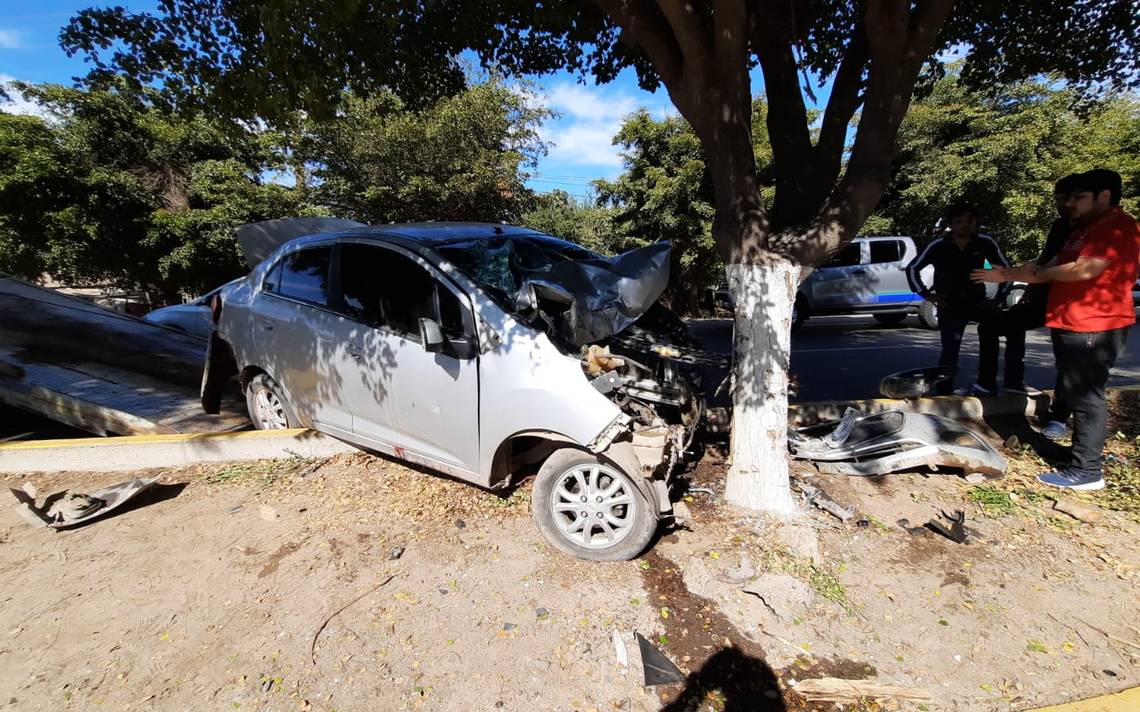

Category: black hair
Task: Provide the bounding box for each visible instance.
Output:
[1077,169,1123,205]
[1053,174,1081,195]
[945,202,978,220]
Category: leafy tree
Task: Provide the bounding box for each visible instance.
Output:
[302,78,549,224]
[519,189,623,255]
[0,84,307,301]
[873,72,1140,260]
[62,0,1140,513]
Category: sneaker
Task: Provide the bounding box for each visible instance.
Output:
[1004,383,1043,396]
[1041,421,1068,440]
[1036,469,1105,491]
[953,383,995,397]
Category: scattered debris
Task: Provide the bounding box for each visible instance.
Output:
[613,628,628,671]
[535,608,549,620]
[1003,435,1021,450]
[964,472,988,484]
[455,519,466,530]
[879,365,957,399]
[792,477,855,523]
[387,545,405,560]
[792,678,930,704]
[790,410,1006,478]
[1052,498,1104,524]
[310,574,397,664]
[502,623,517,632]
[9,477,160,528]
[926,510,968,543]
[634,632,685,686]
[742,573,816,620]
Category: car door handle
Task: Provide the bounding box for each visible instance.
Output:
[258,319,274,331]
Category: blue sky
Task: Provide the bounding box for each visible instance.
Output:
[0,2,833,200]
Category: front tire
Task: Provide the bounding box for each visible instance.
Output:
[245,373,299,430]
[531,449,657,561]
[917,301,939,330]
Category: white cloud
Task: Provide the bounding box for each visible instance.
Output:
[546,83,638,121]
[0,74,52,119]
[0,30,27,50]
[538,82,645,169]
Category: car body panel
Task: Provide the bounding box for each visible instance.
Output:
[802,236,931,315]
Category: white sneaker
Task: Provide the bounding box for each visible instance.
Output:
[1041,421,1068,440]
[1004,383,1043,396]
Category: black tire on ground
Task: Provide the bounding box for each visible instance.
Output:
[791,296,809,333]
[245,373,300,430]
[917,301,939,330]
[873,312,908,326]
[531,448,657,562]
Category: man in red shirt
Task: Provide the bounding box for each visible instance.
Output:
[975,169,1138,490]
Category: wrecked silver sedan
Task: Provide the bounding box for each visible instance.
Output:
[202,222,707,560]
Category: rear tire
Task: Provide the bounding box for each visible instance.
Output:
[917,301,939,330]
[531,449,656,561]
[873,312,908,326]
[245,373,299,430]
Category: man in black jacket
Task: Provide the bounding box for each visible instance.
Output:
[906,203,1011,395]
[976,175,1080,410]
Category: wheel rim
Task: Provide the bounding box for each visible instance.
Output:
[254,387,288,429]
[549,463,637,550]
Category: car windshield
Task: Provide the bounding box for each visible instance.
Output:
[435,234,600,308]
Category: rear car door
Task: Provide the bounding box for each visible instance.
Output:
[336,242,480,472]
[864,239,913,306]
[251,245,355,434]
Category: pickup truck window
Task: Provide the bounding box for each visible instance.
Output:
[870,240,903,264]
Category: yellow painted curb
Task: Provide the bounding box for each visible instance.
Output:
[0,428,309,451]
[1028,686,1140,712]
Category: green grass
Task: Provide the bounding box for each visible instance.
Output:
[967,485,1015,516]
[204,460,292,487]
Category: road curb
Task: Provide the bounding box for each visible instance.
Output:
[0,428,357,474]
[1028,686,1140,711]
[789,385,1140,425]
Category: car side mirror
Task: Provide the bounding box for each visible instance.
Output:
[419,318,445,353]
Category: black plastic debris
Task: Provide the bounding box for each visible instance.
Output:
[926,510,968,543]
[635,632,685,686]
[879,365,958,399]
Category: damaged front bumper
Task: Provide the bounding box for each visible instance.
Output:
[789,409,1007,478]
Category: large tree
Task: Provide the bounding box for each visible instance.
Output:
[62,0,1140,513]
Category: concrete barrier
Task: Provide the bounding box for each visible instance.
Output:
[0,428,357,473]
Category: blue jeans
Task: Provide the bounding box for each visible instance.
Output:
[1051,327,1129,475]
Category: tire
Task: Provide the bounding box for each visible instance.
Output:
[245,373,299,430]
[873,312,908,326]
[1005,285,1027,309]
[917,301,939,330]
[531,449,657,562]
[791,295,809,333]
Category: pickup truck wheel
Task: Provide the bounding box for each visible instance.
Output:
[532,449,656,562]
[245,373,298,430]
[917,301,939,330]
[873,312,908,326]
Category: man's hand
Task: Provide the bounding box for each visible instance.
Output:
[971,265,1010,283]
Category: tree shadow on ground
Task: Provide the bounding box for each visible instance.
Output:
[660,646,786,712]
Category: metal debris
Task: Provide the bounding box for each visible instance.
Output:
[9,477,160,529]
[925,510,968,543]
[635,632,685,686]
[792,477,855,523]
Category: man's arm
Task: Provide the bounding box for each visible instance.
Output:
[978,234,1012,300]
[972,256,1101,284]
[906,239,940,304]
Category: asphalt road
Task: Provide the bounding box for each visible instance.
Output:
[688,313,1140,403]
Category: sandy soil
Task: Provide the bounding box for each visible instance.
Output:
[2,419,1139,711]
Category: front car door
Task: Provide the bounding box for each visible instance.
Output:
[335,241,480,474]
[807,241,868,308]
[864,238,913,306]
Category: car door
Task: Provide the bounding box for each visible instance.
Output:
[864,239,912,305]
[335,241,480,473]
[251,244,355,434]
[807,241,867,308]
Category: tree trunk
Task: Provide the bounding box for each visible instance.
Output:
[724,257,798,514]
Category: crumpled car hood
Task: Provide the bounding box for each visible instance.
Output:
[513,243,671,346]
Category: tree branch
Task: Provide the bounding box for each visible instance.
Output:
[593,0,684,90]
[812,25,867,190]
[657,0,713,77]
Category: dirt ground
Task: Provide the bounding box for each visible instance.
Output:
[3,407,1140,711]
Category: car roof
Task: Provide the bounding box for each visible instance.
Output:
[281,222,581,255]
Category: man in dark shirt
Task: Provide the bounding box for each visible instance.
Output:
[976,174,1080,403]
[906,203,1011,395]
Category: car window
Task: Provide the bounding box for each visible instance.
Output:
[869,240,902,264]
[274,247,332,305]
[823,242,861,268]
[340,244,466,341]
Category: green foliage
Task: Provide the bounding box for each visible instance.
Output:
[518,190,621,255]
[874,71,1140,260]
[302,78,548,224]
[0,83,307,300]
